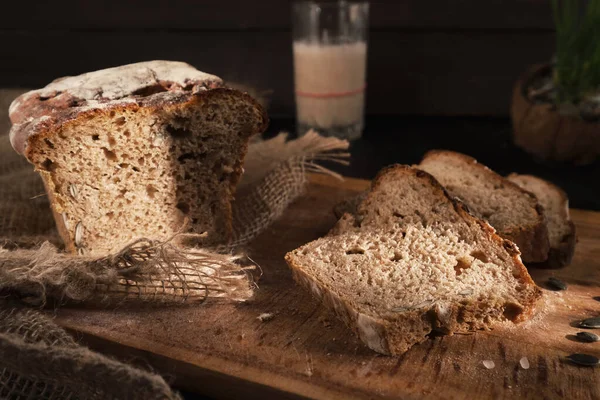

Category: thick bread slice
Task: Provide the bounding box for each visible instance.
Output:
[286,165,541,355]
[507,174,576,268]
[418,150,549,263]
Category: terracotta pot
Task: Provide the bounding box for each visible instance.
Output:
[511,64,600,165]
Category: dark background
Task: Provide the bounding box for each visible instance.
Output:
[3,0,598,211]
[3,0,556,117]
[1,2,598,399]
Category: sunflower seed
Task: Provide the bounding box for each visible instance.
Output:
[576,332,599,343]
[519,357,530,369]
[74,222,83,247]
[579,317,600,329]
[68,184,78,199]
[61,213,69,231]
[257,313,274,322]
[415,299,435,309]
[152,133,165,147]
[565,353,599,367]
[547,277,567,291]
[482,360,495,369]
[459,288,474,296]
[77,247,86,256]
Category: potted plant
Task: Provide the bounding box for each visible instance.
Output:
[511,0,600,164]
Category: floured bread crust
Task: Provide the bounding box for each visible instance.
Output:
[9,61,223,156]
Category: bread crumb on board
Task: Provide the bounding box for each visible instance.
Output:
[257,312,275,322]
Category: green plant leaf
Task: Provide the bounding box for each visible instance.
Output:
[552,0,600,104]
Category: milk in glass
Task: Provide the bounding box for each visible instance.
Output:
[293,41,367,139]
[292,2,369,140]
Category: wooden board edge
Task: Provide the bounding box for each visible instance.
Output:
[308,173,370,192]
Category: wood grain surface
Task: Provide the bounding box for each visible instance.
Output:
[54,174,600,400]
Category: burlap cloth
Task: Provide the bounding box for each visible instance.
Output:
[0,89,349,399]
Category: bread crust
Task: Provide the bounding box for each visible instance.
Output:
[287,165,542,355]
[286,259,393,354]
[546,220,577,268]
[11,88,267,160]
[38,170,75,253]
[9,61,224,154]
[507,173,577,268]
[420,150,550,263]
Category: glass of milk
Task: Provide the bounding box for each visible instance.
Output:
[292,1,369,140]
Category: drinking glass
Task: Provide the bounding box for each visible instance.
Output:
[292,1,369,140]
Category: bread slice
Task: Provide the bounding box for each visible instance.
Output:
[418,150,549,263]
[507,174,576,268]
[286,165,541,355]
[9,61,267,254]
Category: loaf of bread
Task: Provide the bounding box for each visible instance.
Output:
[418,151,550,263]
[507,174,576,268]
[286,165,541,355]
[9,61,267,254]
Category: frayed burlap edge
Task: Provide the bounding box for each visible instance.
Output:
[232,130,350,247]
[0,236,255,308]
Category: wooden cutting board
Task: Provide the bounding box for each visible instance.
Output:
[54,174,600,400]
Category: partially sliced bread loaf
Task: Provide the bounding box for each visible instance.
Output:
[508,174,576,268]
[418,150,549,263]
[9,61,267,254]
[286,165,541,355]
